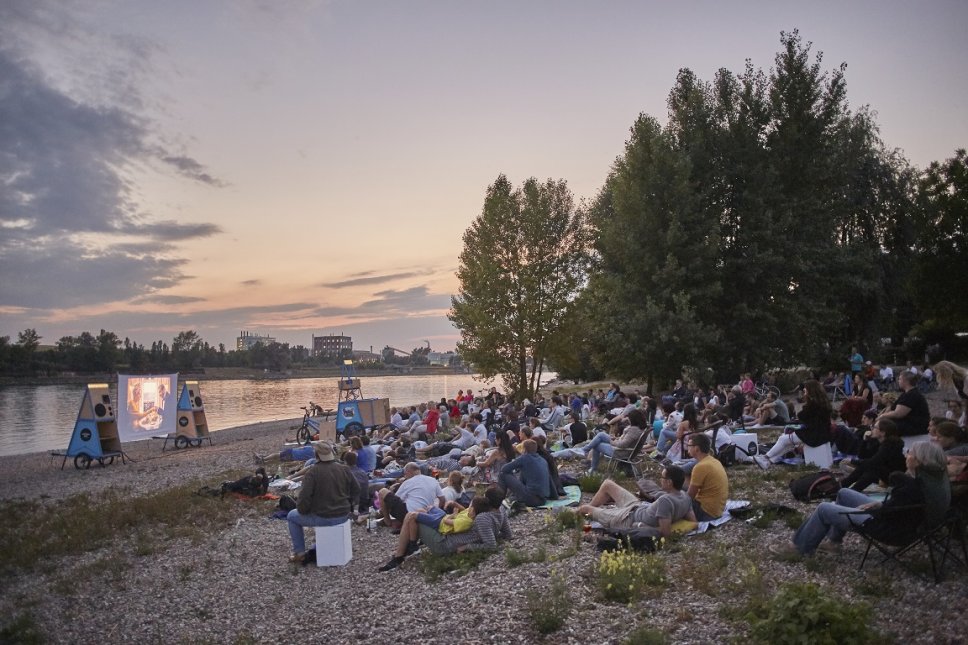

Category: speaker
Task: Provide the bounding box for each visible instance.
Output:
[87,385,114,420]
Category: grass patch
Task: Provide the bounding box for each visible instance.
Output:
[0,612,44,644]
[555,508,583,530]
[578,471,606,493]
[855,571,894,598]
[527,572,569,634]
[417,550,491,581]
[0,468,259,579]
[505,545,548,567]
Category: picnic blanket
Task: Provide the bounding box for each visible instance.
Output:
[503,485,583,511]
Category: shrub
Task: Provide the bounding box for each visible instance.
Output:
[417,550,491,581]
[596,549,666,603]
[622,626,669,645]
[746,582,878,645]
[527,572,569,634]
[555,508,583,530]
[578,471,606,493]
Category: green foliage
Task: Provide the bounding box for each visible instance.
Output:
[505,545,548,568]
[578,471,605,493]
[0,470,254,579]
[746,582,878,645]
[555,508,583,530]
[596,549,666,603]
[417,550,491,582]
[527,572,570,634]
[449,174,591,400]
[0,613,44,644]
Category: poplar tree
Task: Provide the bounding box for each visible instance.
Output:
[449,175,590,400]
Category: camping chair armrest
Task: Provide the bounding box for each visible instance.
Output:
[839,504,924,518]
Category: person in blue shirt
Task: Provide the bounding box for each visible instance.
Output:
[498,439,550,507]
[849,347,864,375]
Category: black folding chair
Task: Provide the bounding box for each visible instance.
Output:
[842,504,956,583]
[603,430,651,478]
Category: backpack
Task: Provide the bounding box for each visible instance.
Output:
[716,443,737,467]
[789,471,841,502]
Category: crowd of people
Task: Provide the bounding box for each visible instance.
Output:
[279,358,968,575]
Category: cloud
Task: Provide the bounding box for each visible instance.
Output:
[130,294,207,305]
[0,14,223,310]
[322,271,421,288]
[162,155,227,187]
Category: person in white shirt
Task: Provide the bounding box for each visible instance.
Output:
[377,462,445,527]
[470,413,488,444]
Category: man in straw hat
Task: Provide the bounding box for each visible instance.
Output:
[287,442,360,563]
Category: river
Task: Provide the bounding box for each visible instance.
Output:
[0,373,558,457]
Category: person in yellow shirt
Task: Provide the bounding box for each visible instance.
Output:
[684,433,729,520]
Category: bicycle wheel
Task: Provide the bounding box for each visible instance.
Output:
[296,425,313,445]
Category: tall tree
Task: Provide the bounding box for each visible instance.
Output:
[584,116,721,389]
[450,174,590,400]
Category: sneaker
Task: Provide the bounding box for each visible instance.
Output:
[753,455,771,471]
[378,556,403,572]
[404,540,420,557]
[817,540,842,554]
[288,552,306,564]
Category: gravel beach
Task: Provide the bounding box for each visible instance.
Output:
[1,403,967,644]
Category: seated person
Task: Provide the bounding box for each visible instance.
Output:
[840,418,905,491]
[754,392,790,427]
[342,451,372,515]
[499,439,551,507]
[754,380,832,469]
[379,496,486,571]
[533,435,565,499]
[774,441,950,556]
[582,409,648,472]
[578,465,695,535]
[603,394,639,429]
[377,462,444,528]
[877,370,930,437]
[683,433,728,521]
[441,471,465,504]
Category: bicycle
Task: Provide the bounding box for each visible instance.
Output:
[754,382,781,400]
[293,406,323,445]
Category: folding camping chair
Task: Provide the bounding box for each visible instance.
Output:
[603,430,650,478]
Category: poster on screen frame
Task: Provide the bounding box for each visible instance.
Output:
[117,374,178,442]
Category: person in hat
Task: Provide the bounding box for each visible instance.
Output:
[286,442,360,563]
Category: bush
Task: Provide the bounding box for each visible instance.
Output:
[596,549,666,603]
[527,572,569,634]
[555,508,583,530]
[578,471,606,493]
[417,550,491,581]
[622,626,669,645]
[746,582,878,644]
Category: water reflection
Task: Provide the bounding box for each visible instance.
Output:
[0,373,535,457]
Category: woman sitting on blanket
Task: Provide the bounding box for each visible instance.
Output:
[773,441,950,557]
[478,429,516,480]
[754,380,832,470]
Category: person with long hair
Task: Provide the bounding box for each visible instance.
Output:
[934,360,968,402]
[754,380,832,469]
[841,418,905,491]
[478,429,517,479]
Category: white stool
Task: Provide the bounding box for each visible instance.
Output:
[902,434,930,453]
[314,521,352,566]
[730,433,759,463]
[803,443,833,468]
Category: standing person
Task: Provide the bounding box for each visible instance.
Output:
[849,347,864,375]
[877,370,930,437]
[286,442,360,563]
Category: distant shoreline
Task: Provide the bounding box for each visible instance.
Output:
[0,365,474,387]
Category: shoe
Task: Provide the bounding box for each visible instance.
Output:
[817,540,842,554]
[289,552,306,564]
[404,540,420,557]
[378,556,403,572]
[769,542,801,558]
[753,455,771,471]
[391,528,401,535]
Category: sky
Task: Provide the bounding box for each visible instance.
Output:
[1,1,966,354]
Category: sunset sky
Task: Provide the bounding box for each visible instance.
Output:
[1,1,966,354]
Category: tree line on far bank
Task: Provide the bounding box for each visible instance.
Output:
[0,328,430,377]
[450,31,968,400]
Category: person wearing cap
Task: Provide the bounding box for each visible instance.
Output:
[286,442,360,563]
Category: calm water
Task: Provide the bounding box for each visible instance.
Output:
[0,373,554,457]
